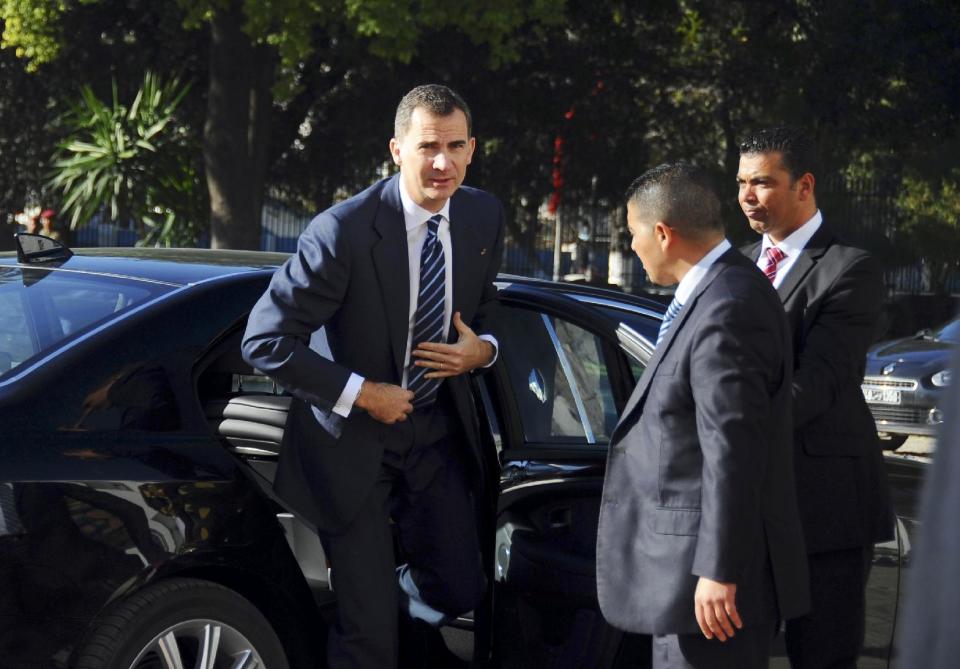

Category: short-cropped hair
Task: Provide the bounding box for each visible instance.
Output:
[394,84,472,139]
[625,162,724,238]
[738,126,818,181]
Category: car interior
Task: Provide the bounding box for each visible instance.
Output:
[193,325,334,600]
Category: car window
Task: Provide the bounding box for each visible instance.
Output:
[495,305,617,445]
[0,267,173,381]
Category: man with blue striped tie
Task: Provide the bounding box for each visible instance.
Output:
[243,84,504,669]
[596,163,809,668]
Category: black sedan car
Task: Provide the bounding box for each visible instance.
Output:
[863,319,958,449]
[1,237,924,668]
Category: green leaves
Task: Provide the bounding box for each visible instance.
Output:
[897,169,960,293]
[0,0,68,68]
[48,71,206,246]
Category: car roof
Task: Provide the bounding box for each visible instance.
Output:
[0,247,289,286]
[0,247,665,315]
[496,272,666,317]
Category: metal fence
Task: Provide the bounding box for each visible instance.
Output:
[68,176,957,296]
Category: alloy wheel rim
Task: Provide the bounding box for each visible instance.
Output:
[129,618,264,669]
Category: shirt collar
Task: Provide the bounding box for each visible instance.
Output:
[399,178,451,231]
[761,209,822,256]
[675,238,732,304]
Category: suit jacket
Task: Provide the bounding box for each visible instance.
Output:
[596,249,810,635]
[242,175,504,534]
[743,224,894,553]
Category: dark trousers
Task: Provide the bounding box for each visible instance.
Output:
[320,407,485,669]
[652,621,774,669]
[785,546,873,669]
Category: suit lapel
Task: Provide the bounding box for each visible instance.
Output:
[372,176,410,381]
[776,225,832,305]
[448,194,481,342]
[612,250,734,442]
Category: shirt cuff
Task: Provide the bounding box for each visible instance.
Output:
[333,373,365,417]
[479,334,499,367]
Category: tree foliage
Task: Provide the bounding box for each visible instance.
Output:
[3,0,564,247]
[2,0,959,265]
[897,169,960,293]
[49,72,205,246]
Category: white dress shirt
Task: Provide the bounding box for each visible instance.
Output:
[757,210,822,288]
[674,238,732,304]
[332,180,497,416]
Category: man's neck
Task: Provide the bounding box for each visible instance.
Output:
[672,235,725,283]
[768,206,817,244]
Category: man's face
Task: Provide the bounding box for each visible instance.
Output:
[736,151,810,240]
[390,107,475,213]
[627,201,671,286]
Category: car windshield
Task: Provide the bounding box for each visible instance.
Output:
[0,267,175,380]
[934,319,960,343]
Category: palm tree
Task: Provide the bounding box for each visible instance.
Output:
[49,71,206,246]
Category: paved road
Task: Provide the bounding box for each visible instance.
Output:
[894,435,936,461]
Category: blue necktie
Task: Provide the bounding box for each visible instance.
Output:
[408,214,446,408]
[656,297,683,347]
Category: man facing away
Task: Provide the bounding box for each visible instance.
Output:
[596,162,809,668]
[737,126,894,668]
[242,84,504,669]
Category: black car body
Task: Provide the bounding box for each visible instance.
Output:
[863,320,957,446]
[0,242,924,668]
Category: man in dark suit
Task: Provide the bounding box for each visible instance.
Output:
[738,126,894,669]
[597,163,809,668]
[242,84,504,669]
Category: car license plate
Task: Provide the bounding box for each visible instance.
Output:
[862,387,901,404]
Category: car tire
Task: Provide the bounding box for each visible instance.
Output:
[879,433,908,450]
[73,577,290,669]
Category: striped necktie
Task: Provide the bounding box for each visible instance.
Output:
[657,297,683,347]
[408,214,446,408]
[761,246,787,283]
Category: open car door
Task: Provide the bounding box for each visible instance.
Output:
[474,285,661,668]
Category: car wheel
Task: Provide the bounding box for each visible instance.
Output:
[879,433,908,450]
[74,577,290,669]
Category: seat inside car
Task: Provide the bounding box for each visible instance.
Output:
[195,327,291,485]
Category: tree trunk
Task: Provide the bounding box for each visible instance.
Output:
[205,2,274,250]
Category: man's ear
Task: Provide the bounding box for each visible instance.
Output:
[389,138,402,166]
[653,220,673,250]
[797,172,815,201]
[466,136,476,165]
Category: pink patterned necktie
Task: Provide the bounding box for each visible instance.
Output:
[761,246,787,283]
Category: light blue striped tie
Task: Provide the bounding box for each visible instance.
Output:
[408,214,446,408]
[656,297,683,347]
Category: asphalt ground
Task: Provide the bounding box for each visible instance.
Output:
[892,435,936,462]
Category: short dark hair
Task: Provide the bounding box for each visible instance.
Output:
[738,126,818,181]
[394,84,472,139]
[625,162,723,239]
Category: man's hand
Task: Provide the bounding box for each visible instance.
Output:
[694,577,742,641]
[355,381,413,424]
[412,312,494,378]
